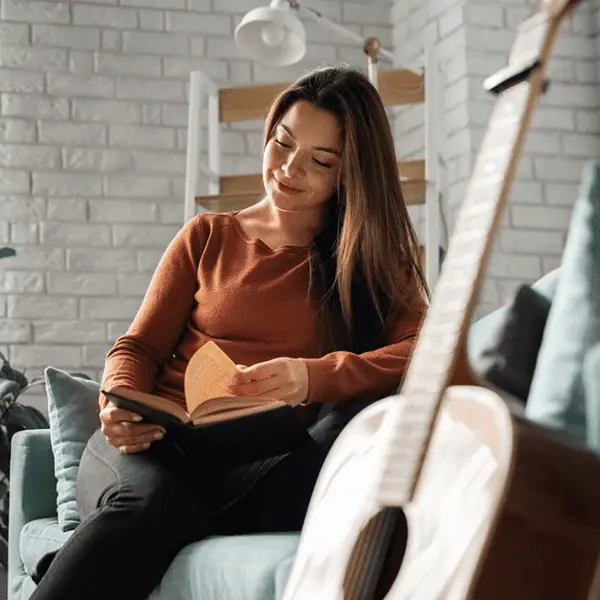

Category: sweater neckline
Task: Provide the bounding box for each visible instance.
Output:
[226,212,311,254]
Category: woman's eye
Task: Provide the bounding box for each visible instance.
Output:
[275,139,290,148]
[313,158,332,168]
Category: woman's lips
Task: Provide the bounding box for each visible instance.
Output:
[275,177,302,194]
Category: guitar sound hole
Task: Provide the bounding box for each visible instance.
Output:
[342,507,408,600]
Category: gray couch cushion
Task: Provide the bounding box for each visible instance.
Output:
[19,518,71,577]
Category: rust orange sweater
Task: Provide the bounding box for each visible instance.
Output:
[101,212,425,409]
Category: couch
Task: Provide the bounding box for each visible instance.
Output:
[5,267,579,600]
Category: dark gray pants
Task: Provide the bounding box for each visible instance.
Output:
[29,411,346,600]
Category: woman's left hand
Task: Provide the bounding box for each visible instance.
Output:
[228,358,309,406]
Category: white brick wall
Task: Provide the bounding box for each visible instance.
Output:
[394,0,600,318]
[0,0,393,408]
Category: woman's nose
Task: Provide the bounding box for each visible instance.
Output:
[282,151,304,177]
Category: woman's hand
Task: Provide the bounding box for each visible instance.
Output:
[99,398,165,454]
[228,358,309,406]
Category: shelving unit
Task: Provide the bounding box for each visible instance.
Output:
[184,45,446,288]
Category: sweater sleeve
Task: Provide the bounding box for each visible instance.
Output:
[303,297,426,404]
[100,216,207,407]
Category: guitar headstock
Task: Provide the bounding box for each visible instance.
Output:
[541,0,582,22]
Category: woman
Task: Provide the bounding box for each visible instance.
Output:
[30,65,428,600]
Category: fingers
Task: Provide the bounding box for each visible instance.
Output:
[100,402,164,453]
[229,361,281,389]
[100,403,143,425]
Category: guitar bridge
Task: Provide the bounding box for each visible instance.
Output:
[484,58,548,95]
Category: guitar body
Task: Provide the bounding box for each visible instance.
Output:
[283,382,600,600]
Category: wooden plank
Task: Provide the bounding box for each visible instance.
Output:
[195,179,425,211]
[220,160,425,194]
[219,68,425,123]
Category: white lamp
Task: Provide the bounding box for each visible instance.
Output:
[234,0,396,88]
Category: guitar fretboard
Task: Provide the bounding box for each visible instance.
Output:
[375,12,552,505]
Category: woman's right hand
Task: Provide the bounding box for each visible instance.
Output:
[99,399,165,454]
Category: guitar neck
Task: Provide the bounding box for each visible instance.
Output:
[375,11,558,506]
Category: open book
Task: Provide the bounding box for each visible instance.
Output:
[101,342,310,462]
[102,341,286,425]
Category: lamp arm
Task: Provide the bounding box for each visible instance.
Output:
[290,1,396,63]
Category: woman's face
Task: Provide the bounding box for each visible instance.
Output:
[263,100,342,211]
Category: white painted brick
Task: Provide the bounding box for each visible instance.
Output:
[499,230,565,255]
[121,0,185,8]
[542,256,562,273]
[0,69,44,94]
[80,297,141,320]
[533,157,587,182]
[107,321,130,340]
[39,121,106,146]
[439,5,463,37]
[0,221,8,244]
[72,99,141,124]
[509,181,543,205]
[48,198,87,221]
[575,110,600,133]
[487,253,541,280]
[33,172,103,197]
[0,169,30,194]
[162,104,188,127]
[32,24,100,50]
[1,0,69,24]
[96,52,162,77]
[139,9,164,31]
[0,118,36,143]
[11,344,82,368]
[553,35,597,60]
[109,125,176,149]
[117,273,152,295]
[113,223,178,248]
[72,5,137,29]
[122,31,188,56]
[8,295,77,319]
[0,45,66,72]
[47,73,115,98]
[158,202,184,224]
[0,23,30,45]
[83,344,112,367]
[104,174,170,198]
[70,51,94,74]
[166,11,231,35]
[511,206,572,231]
[34,321,106,344]
[0,144,59,169]
[544,183,579,206]
[562,133,600,157]
[163,56,228,81]
[1,247,63,271]
[12,222,38,244]
[89,199,158,222]
[63,148,134,172]
[142,103,162,125]
[132,150,185,175]
[0,320,31,343]
[206,37,246,60]
[0,300,5,318]
[544,83,597,109]
[466,4,504,28]
[190,37,205,56]
[2,94,69,120]
[531,107,576,131]
[546,58,575,83]
[0,196,46,221]
[67,248,137,272]
[47,272,117,295]
[0,271,44,293]
[117,77,185,101]
[523,131,562,156]
[41,222,111,246]
[102,30,121,52]
[212,0,258,12]
[574,61,598,83]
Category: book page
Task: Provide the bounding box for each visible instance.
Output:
[184,341,239,414]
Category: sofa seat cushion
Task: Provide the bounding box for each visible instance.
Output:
[149,532,300,600]
[19,518,72,577]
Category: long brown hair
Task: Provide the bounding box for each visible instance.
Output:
[264,65,429,353]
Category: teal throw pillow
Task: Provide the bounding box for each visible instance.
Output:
[525,161,600,447]
[45,367,101,532]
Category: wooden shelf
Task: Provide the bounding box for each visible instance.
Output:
[218,68,424,123]
[196,160,426,211]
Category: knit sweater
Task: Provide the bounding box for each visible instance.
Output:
[101,212,426,410]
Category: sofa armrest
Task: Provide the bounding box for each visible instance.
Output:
[8,429,56,595]
[584,344,600,452]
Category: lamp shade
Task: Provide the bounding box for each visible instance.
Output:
[234,3,307,67]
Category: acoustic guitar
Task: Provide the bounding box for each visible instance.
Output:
[282,0,600,598]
